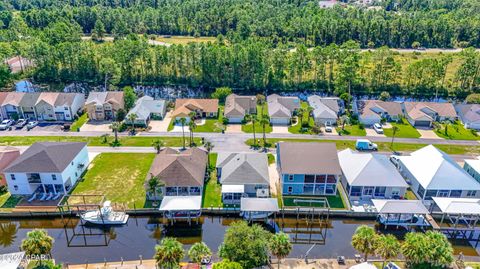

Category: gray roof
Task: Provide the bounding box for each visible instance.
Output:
[277,142,342,175]
[307,95,339,120]
[267,94,300,118]
[372,199,429,214]
[224,94,256,118]
[19,93,40,107]
[456,104,480,124]
[86,92,108,105]
[127,96,166,120]
[4,142,87,173]
[338,149,408,187]
[216,152,269,185]
[240,198,279,212]
[55,93,82,106]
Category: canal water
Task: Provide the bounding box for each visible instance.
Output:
[0,216,478,265]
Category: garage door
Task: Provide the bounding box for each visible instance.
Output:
[270,117,289,125]
[414,120,431,127]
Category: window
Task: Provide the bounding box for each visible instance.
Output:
[71,162,74,166]
[374,187,386,197]
[315,175,326,183]
[350,186,362,196]
[10,174,15,180]
[75,172,77,177]
[450,190,462,197]
[467,190,477,197]
[425,190,438,200]
[288,175,294,181]
[287,186,293,194]
[13,185,18,191]
[417,185,425,198]
[52,174,57,180]
[64,107,68,111]
[326,175,336,183]
[437,190,450,197]
[305,175,315,183]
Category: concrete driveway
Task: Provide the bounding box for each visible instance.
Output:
[365,128,385,137]
[80,121,111,132]
[268,162,279,196]
[226,124,242,133]
[149,112,172,132]
[272,126,290,134]
[417,127,442,139]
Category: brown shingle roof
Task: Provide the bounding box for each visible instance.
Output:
[224,94,257,117]
[404,102,457,120]
[147,148,207,187]
[36,92,59,106]
[278,142,342,175]
[4,142,87,173]
[172,99,219,117]
[358,100,403,118]
[2,92,25,106]
[106,91,124,105]
[55,93,81,106]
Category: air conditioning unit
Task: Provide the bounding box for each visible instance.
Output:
[256,189,269,198]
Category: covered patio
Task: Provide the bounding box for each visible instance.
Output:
[221,184,246,205]
[372,199,431,230]
[240,197,279,222]
[159,196,202,223]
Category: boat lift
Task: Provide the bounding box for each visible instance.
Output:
[240,197,279,222]
[431,197,480,246]
[57,194,118,247]
[159,196,202,225]
[372,199,432,231]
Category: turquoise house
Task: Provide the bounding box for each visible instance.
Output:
[276,142,342,196]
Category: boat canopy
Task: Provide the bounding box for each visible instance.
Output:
[221,184,244,193]
[240,198,279,212]
[0,252,25,269]
[159,196,202,211]
[432,197,480,215]
[372,199,428,214]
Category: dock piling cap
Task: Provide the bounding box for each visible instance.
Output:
[103,201,111,207]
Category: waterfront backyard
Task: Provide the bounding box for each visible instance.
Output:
[70,153,155,209]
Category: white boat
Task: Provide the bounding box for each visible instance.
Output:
[80,201,129,225]
[240,211,273,221]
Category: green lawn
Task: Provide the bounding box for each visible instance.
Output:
[245,138,480,155]
[0,192,23,211]
[71,153,155,208]
[288,102,315,134]
[283,193,346,209]
[465,262,480,269]
[0,136,201,147]
[383,118,421,138]
[242,103,272,133]
[203,153,223,208]
[336,124,367,136]
[70,113,88,132]
[267,153,275,165]
[168,107,225,133]
[405,189,418,200]
[434,121,480,140]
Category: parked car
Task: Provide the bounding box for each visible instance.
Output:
[26,121,38,130]
[355,139,378,151]
[15,119,28,129]
[0,119,14,130]
[389,155,400,167]
[325,122,333,133]
[373,123,383,134]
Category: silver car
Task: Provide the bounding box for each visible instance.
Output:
[0,119,14,130]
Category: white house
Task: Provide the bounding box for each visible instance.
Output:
[3,142,89,195]
[338,149,408,201]
[395,145,480,202]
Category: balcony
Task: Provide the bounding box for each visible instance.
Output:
[27,173,41,184]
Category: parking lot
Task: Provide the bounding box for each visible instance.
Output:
[0,120,65,132]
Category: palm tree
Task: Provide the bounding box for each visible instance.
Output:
[127,113,137,134]
[21,229,54,264]
[0,222,18,247]
[188,242,212,265]
[154,237,185,269]
[442,120,451,137]
[100,133,109,144]
[269,232,292,269]
[339,115,349,131]
[375,234,400,269]
[390,125,399,149]
[148,174,162,201]
[297,107,305,127]
[188,120,197,147]
[305,105,313,126]
[152,139,164,154]
[109,121,120,145]
[245,114,258,148]
[351,225,377,261]
[256,94,266,115]
[259,114,270,151]
[204,141,214,168]
[179,118,187,149]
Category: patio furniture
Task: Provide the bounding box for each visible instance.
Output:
[27,193,36,203]
[45,193,53,201]
[39,193,47,201]
[337,256,345,264]
[52,193,62,200]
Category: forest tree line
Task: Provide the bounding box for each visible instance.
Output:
[0,0,479,48]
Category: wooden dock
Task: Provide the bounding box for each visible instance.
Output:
[426,214,440,229]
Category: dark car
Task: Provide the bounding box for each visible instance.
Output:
[15,119,28,129]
